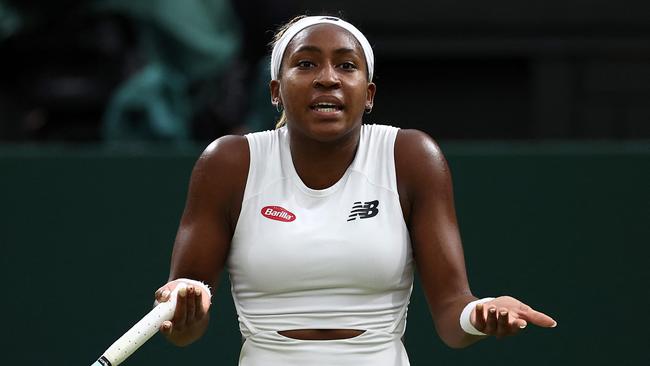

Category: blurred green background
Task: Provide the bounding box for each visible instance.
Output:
[1,141,647,365]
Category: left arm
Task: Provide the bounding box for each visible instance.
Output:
[395,129,556,348]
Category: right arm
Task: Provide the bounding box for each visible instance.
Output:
[155,135,249,346]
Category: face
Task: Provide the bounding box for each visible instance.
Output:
[270,24,376,142]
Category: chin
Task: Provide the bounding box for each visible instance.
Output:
[306,120,359,142]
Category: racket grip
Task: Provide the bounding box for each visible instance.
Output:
[93,284,184,366]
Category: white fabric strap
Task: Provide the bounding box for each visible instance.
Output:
[173,278,212,300]
[460,297,495,336]
[270,16,374,81]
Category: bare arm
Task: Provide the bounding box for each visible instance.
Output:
[395,130,555,349]
[155,135,249,347]
[396,129,478,348]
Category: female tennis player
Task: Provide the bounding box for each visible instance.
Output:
[154,15,557,365]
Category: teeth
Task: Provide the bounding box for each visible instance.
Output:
[316,107,337,112]
[313,103,339,112]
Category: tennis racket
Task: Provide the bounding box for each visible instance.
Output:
[91,280,210,366]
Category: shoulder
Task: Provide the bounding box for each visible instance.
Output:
[395,129,448,174]
[191,134,249,192]
[395,129,451,201]
[199,134,249,168]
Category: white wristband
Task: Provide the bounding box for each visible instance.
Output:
[460,297,495,336]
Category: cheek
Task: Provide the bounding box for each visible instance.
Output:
[348,83,370,104]
[348,78,370,92]
[279,78,309,104]
[282,90,308,113]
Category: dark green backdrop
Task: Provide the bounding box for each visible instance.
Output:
[1,142,648,365]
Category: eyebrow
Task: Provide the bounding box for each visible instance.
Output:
[292,45,358,56]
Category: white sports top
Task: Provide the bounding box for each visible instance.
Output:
[228,124,414,339]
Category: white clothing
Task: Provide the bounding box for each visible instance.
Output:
[228,124,414,365]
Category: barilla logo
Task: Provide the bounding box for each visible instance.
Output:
[261,206,296,222]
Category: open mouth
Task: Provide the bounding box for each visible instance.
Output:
[310,102,343,113]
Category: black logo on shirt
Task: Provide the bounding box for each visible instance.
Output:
[347,200,379,221]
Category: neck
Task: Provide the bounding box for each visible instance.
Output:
[287,125,361,190]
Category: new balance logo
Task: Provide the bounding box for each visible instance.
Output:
[347,200,379,221]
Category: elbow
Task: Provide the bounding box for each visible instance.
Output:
[444,340,466,350]
[440,335,472,349]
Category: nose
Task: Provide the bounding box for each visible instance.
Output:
[313,63,341,89]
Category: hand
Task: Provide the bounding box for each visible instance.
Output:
[154,280,211,339]
[470,296,557,339]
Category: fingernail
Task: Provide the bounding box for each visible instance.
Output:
[179,286,187,297]
[519,323,527,329]
[489,307,496,314]
[551,321,557,328]
[500,311,508,316]
[195,288,201,297]
[161,290,170,300]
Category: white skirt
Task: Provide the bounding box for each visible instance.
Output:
[238,329,410,366]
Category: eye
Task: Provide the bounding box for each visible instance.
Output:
[297,60,316,68]
[339,62,358,71]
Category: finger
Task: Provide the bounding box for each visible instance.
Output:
[160,289,171,302]
[514,317,528,329]
[174,286,188,328]
[154,288,171,307]
[194,287,206,319]
[160,320,173,335]
[485,306,498,334]
[504,323,524,338]
[495,309,510,339]
[186,286,196,321]
[518,305,557,328]
[473,303,487,332]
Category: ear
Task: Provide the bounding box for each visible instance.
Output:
[270,79,281,105]
[365,82,376,110]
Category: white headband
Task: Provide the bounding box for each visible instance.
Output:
[270,16,374,81]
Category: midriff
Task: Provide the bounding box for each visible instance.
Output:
[278,329,365,340]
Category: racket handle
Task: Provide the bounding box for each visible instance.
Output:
[92,284,185,366]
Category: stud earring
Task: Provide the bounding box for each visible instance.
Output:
[364,105,373,114]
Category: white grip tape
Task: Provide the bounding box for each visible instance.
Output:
[460,297,495,336]
[99,279,211,366]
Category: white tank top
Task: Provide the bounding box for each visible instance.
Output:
[228,124,414,338]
